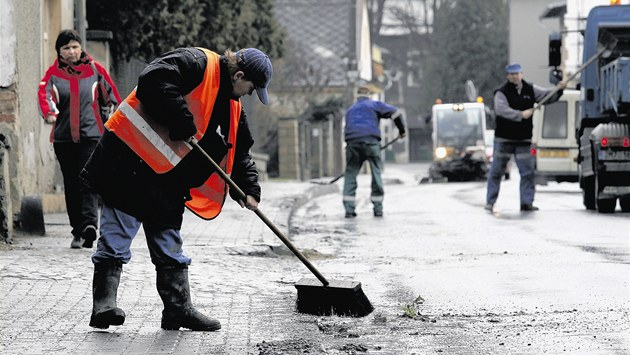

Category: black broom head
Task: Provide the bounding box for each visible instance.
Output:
[294,278,374,317]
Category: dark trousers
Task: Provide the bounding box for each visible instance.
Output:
[54,140,99,237]
[342,142,384,214]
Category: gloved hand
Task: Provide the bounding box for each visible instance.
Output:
[238,195,259,211]
[393,113,406,139]
[169,119,197,141]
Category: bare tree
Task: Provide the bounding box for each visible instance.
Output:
[424,0,508,105]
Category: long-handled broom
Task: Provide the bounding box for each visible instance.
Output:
[189,139,373,317]
[534,30,618,109]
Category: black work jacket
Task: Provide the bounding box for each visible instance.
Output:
[80,48,260,229]
[494,80,536,140]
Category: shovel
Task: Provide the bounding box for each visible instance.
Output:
[311,135,402,185]
[188,138,373,317]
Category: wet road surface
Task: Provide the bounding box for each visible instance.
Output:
[288,163,630,354]
[0,163,628,354]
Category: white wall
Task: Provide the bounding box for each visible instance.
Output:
[509,0,561,87]
[0,0,16,87]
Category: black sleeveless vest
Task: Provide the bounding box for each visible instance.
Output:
[494,80,536,140]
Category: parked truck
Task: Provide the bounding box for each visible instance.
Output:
[577,4,630,212]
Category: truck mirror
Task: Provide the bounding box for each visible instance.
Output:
[549,32,562,67]
[586,88,594,101]
[549,68,563,84]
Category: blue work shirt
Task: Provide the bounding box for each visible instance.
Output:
[344,97,398,143]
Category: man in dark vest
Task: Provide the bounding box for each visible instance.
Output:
[485,63,565,212]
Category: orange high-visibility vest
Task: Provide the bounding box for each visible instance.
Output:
[186,101,241,220]
[105,48,242,220]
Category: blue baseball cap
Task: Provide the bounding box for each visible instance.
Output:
[505,63,523,74]
[237,48,273,105]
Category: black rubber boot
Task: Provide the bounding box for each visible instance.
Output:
[89,261,126,329]
[157,266,221,331]
[81,225,98,248]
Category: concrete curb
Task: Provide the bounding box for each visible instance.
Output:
[287,183,339,236]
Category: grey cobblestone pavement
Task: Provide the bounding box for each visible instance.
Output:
[3,163,628,354]
[0,180,338,355]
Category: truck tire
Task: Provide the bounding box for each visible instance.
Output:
[620,197,630,212]
[595,174,616,213]
[581,176,596,210]
[596,198,616,213]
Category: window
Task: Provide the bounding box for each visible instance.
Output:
[542,101,568,139]
[435,107,484,147]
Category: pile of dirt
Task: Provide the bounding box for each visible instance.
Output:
[255,338,323,354]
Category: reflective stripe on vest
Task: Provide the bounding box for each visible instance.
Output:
[104,48,243,219]
[186,101,242,220]
[105,49,222,174]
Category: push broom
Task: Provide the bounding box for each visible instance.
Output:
[189,139,373,317]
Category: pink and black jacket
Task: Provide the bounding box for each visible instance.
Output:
[38,52,122,143]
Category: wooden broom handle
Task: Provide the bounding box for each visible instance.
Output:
[189,138,330,287]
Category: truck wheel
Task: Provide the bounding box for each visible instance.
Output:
[596,198,616,213]
[582,176,596,210]
[595,174,616,213]
[620,197,630,213]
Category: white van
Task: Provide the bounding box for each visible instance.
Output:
[532,89,580,184]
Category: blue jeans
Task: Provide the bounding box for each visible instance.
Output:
[486,141,535,206]
[342,142,384,213]
[91,203,191,267]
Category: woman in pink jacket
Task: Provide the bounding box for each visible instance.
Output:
[38,29,121,249]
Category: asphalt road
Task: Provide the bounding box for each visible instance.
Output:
[287,162,630,354]
[0,162,627,354]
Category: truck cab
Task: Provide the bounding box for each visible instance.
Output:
[431,102,487,160]
[532,89,580,184]
[428,102,489,181]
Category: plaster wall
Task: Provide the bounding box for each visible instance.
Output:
[509,0,561,86]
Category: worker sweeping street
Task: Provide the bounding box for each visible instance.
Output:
[342,85,405,218]
[80,47,273,331]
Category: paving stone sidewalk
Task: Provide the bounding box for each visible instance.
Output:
[0,180,337,355]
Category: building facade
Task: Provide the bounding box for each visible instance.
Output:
[0,0,112,240]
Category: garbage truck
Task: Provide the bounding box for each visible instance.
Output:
[576,4,630,213]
